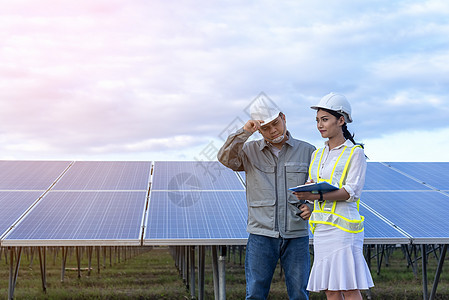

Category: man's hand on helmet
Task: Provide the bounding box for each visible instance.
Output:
[243,120,264,134]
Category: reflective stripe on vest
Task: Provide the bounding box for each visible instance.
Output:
[308,145,364,234]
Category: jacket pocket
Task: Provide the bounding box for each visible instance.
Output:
[248,163,276,206]
[285,163,309,189]
[248,193,276,231]
[285,163,309,232]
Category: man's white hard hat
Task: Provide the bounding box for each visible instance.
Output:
[249,95,281,125]
[311,92,352,123]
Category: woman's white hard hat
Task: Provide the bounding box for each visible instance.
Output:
[249,96,281,125]
[311,92,352,123]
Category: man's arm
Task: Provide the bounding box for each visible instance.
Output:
[217,120,262,171]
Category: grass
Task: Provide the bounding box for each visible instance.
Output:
[0,245,448,299]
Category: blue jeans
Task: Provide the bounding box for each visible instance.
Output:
[245,234,310,300]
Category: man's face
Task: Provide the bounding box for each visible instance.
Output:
[259,114,286,142]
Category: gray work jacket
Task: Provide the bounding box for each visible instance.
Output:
[217,128,316,238]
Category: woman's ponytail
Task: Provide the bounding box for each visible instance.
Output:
[342,124,364,149]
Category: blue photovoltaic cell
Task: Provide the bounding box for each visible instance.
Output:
[0,161,71,190]
[5,191,147,241]
[364,162,430,191]
[53,161,151,190]
[0,191,43,238]
[362,192,449,242]
[359,204,409,243]
[151,161,245,191]
[145,191,248,240]
[387,162,449,191]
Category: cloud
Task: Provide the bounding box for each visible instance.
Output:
[363,126,449,162]
[0,0,449,161]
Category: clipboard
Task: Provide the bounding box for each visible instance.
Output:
[288,182,339,193]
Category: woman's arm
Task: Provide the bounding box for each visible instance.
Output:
[293,188,350,202]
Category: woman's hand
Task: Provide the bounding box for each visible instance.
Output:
[293,179,317,201]
[293,191,315,201]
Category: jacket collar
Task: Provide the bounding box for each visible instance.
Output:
[324,139,354,151]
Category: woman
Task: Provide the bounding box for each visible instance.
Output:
[294,92,374,300]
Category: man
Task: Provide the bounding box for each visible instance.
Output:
[217,97,316,300]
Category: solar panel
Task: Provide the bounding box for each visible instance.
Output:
[362,191,449,243]
[144,191,248,245]
[358,203,410,244]
[2,191,147,246]
[0,161,71,190]
[386,162,449,191]
[364,162,431,191]
[151,161,244,191]
[53,161,151,190]
[0,191,43,241]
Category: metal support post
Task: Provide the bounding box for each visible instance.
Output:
[76,246,81,278]
[38,247,47,293]
[422,244,428,300]
[198,246,205,300]
[103,246,107,268]
[8,247,22,300]
[61,246,68,282]
[87,246,93,276]
[190,246,196,298]
[97,246,101,274]
[181,246,186,285]
[218,246,227,300]
[429,244,447,300]
[212,246,219,300]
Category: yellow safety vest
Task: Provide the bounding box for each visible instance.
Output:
[308,145,364,234]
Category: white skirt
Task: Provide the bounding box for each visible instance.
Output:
[307,224,374,292]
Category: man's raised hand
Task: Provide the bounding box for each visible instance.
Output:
[243,120,264,133]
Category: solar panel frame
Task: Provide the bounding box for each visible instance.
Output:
[144,190,248,245]
[2,191,148,246]
[144,161,248,245]
[2,161,152,247]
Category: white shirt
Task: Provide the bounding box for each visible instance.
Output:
[314,140,366,202]
[269,144,281,157]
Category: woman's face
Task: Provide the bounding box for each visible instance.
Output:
[315,109,345,139]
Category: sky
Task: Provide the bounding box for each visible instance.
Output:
[1,0,449,162]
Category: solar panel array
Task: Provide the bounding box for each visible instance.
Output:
[0,161,448,246]
[362,162,449,244]
[1,161,151,246]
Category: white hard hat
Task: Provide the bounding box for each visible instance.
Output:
[249,94,281,125]
[311,92,352,123]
